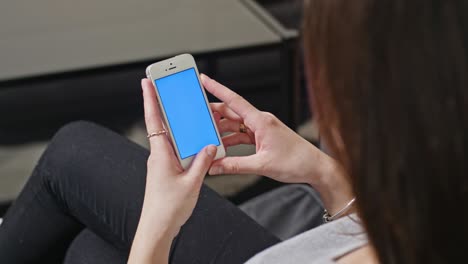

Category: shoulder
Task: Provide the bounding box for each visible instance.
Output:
[246,215,368,264]
[336,245,379,264]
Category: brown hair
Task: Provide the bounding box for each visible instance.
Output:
[303,0,468,263]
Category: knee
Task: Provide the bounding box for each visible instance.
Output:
[40,121,109,169]
[49,120,118,151]
[51,121,103,146]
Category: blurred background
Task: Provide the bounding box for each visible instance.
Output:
[0,0,318,216]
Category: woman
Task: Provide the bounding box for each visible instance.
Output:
[1,0,467,263]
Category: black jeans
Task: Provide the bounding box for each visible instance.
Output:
[0,121,279,263]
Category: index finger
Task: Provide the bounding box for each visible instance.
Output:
[201,74,260,130]
[141,78,169,150]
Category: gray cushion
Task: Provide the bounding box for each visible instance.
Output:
[239,184,324,240]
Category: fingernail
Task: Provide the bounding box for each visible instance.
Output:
[206,145,217,157]
[200,74,210,82]
[210,166,223,175]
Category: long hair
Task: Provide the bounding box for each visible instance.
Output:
[303,0,468,263]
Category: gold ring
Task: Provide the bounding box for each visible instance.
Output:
[239,123,247,133]
[147,130,167,138]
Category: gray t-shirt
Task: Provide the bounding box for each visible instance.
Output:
[246,215,367,264]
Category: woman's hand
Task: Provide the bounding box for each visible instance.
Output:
[203,74,328,184]
[129,79,217,264]
[201,74,354,215]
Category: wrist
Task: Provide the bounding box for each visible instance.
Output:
[308,155,355,217]
[138,203,181,238]
[129,218,173,264]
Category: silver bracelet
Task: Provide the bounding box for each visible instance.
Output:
[322,197,356,223]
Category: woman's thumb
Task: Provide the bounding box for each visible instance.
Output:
[187,145,217,180]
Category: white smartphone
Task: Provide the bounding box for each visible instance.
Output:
[146,54,226,169]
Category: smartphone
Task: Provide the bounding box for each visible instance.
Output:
[145,54,226,169]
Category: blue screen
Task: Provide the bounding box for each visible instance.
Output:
[155,68,220,159]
